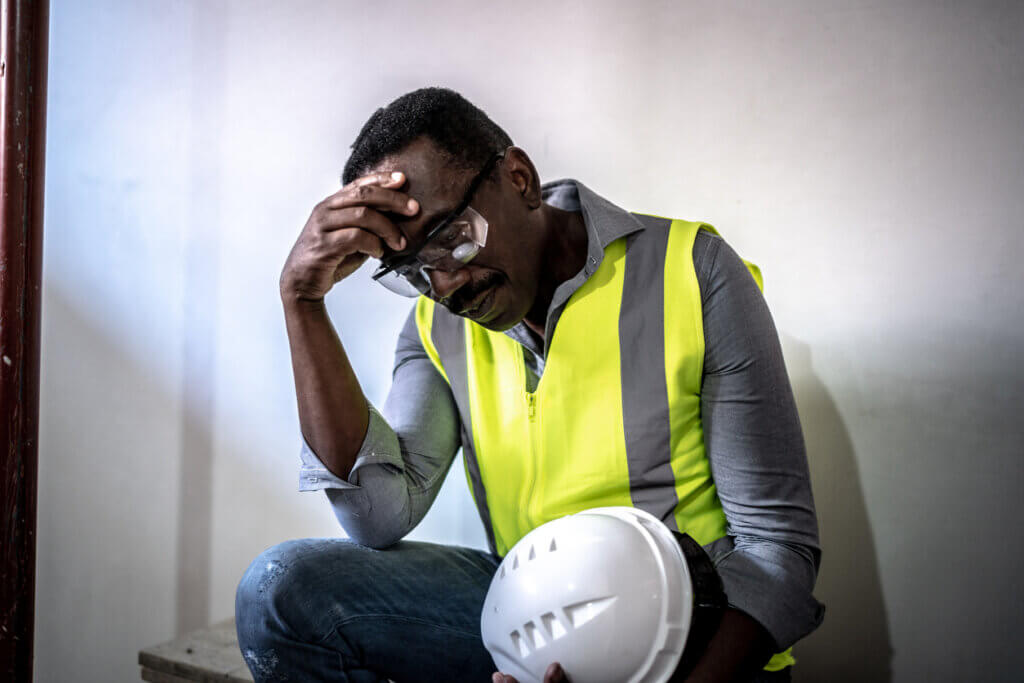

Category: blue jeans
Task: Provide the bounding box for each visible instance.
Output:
[235,538,501,682]
[235,538,792,683]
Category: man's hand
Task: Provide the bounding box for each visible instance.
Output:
[280,171,418,303]
[681,608,775,682]
[279,170,420,480]
[492,662,568,683]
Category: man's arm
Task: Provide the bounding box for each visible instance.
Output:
[284,297,370,480]
[281,170,463,545]
[306,308,462,547]
[686,232,825,680]
[281,170,414,479]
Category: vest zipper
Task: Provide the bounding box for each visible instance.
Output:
[522,391,539,531]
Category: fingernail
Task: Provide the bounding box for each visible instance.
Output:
[407,198,419,213]
[391,171,403,182]
[398,235,407,250]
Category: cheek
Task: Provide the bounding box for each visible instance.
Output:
[496,277,534,319]
[492,248,531,285]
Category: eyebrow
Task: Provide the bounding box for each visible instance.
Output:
[404,204,461,244]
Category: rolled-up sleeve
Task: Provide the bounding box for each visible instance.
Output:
[296,305,462,548]
[298,402,402,492]
[694,231,825,650]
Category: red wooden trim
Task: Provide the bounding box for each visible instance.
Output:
[0,0,48,679]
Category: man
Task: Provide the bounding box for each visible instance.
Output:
[236,87,824,683]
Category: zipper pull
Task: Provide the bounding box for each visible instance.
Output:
[526,393,536,419]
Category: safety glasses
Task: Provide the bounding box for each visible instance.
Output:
[372,151,504,297]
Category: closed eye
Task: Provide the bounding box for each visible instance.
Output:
[436,223,464,246]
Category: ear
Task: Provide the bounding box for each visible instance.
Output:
[503,146,543,210]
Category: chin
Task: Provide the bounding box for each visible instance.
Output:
[478,315,519,332]
[476,296,520,332]
[464,280,528,331]
[481,298,528,332]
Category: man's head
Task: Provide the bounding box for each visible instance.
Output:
[342,87,512,187]
[343,87,554,332]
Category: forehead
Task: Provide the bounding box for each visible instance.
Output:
[368,138,476,234]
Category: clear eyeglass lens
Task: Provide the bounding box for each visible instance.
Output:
[375,268,429,297]
[374,206,489,298]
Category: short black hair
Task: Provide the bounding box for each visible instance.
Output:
[341,87,513,185]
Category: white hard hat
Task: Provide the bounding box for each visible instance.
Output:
[480,506,724,683]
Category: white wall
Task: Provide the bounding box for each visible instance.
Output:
[37,1,1024,681]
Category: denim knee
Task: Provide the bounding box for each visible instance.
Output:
[237,539,376,641]
[236,540,315,643]
[236,539,399,682]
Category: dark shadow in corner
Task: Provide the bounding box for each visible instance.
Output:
[782,334,893,683]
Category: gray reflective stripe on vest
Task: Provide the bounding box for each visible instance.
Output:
[430,304,499,555]
[619,214,681,533]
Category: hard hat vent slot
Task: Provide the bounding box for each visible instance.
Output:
[563,596,617,629]
[510,630,530,658]
[482,508,691,683]
[524,620,545,649]
[541,611,566,640]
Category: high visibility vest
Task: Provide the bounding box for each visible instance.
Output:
[415,214,793,671]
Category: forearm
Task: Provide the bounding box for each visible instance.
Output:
[283,295,368,480]
[297,306,463,547]
[683,608,774,683]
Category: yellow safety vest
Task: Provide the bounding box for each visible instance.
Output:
[415,215,793,671]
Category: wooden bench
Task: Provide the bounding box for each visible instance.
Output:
[139,618,253,682]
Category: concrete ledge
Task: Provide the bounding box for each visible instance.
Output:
[138,618,253,682]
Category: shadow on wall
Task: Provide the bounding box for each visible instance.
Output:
[37,287,214,680]
[782,335,893,683]
[39,286,318,681]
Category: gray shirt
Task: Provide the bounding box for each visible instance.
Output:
[298,179,825,650]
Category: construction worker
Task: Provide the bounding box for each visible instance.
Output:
[236,87,824,682]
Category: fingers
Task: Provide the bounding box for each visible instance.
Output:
[315,171,419,252]
[544,663,567,682]
[490,663,565,683]
[327,225,389,260]
[283,170,418,299]
[347,170,406,190]
[327,171,420,219]
[318,204,407,252]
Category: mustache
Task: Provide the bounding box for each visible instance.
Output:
[444,273,503,313]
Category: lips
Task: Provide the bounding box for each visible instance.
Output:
[459,286,495,319]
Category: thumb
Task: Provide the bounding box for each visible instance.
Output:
[544,662,567,682]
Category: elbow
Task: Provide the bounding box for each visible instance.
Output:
[340,522,403,550]
[715,537,826,649]
[324,487,408,550]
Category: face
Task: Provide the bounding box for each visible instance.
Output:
[370,138,545,331]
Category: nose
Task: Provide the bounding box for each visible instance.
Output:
[428,268,471,300]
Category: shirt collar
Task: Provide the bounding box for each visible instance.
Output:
[500,179,648,355]
[541,178,647,272]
